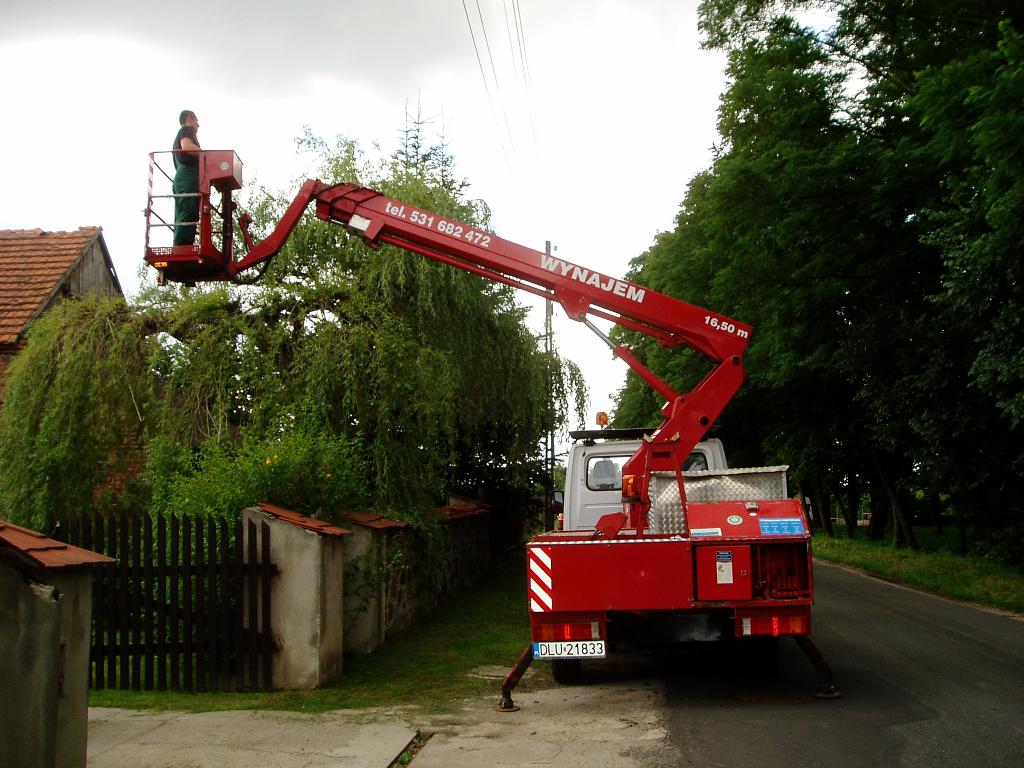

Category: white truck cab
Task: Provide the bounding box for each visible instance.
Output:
[562,435,729,531]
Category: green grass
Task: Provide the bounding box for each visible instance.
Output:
[88,551,552,713]
[813,532,1024,614]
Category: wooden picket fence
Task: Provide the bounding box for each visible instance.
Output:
[58,512,277,692]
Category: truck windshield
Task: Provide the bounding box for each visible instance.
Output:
[587,457,626,490]
[586,451,709,490]
[683,452,708,471]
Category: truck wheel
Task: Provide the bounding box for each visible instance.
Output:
[551,659,582,684]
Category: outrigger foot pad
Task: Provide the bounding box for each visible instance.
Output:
[497,644,534,713]
[496,695,520,712]
[794,635,842,699]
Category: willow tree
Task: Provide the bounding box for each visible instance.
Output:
[0,124,584,531]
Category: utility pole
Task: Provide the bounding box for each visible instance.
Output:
[544,240,555,531]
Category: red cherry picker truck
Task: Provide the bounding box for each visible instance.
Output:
[144,149,838,708]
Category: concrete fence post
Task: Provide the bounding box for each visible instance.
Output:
[243,504,351,690]
[0,519,113,768]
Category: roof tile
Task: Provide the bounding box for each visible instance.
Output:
[257,502,352,537]
[0,519,114,569]
[437,500,490,520]
[0,228,101,344]
[341,510,409,530]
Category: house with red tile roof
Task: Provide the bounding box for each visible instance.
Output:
[0,227,122,401]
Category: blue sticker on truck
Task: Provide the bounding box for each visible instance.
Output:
[758,517,805,536]
[690,527,723,537]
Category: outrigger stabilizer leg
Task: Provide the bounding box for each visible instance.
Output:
[497,644,534,712]
[794,635,842,698]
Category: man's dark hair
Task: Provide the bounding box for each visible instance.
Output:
[179,110,196,125]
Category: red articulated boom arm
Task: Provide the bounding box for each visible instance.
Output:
[144,155,752,531]
[308,183,751,532]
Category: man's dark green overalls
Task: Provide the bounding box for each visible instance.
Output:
[173,159,199,246]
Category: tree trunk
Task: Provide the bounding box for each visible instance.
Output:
[796,480,815,532]
[834,493,851,538]
[870,450,919,550]
[925,491,944,535]
[809,479,835,537]
[867,480,888,541]
[954,493,970,555]
[893,488,918,550]
[835,478,859,539]
[891,499,903,549]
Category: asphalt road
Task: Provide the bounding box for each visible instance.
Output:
[653,560,1024,767]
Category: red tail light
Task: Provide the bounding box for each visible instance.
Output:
[739,613,809,636]
[536,621,602,642]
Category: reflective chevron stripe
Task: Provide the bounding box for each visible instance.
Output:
[528,547,553,612]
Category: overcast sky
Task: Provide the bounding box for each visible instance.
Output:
[0,0,727,431]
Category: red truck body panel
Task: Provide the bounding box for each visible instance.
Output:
[528,535,695,613]
[528,499,814,642]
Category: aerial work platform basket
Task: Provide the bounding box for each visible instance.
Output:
[144,150,244,284]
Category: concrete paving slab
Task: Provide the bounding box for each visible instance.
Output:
[408,681,679,767]
[86,673,679,768]
[87,708,416,768]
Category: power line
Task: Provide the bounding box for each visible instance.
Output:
[460,0,511,164]
[502,0,520,81]
[476,0,503,94]
[459,0,540,164]
[474,0,517,162]
[512,0,532,88]
[510,0,539,155]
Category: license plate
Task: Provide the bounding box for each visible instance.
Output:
[533,640,606,659]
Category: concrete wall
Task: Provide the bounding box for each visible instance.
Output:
[242,505,491,676]
[243,508,344,689]
[50,571,94,768]
[342,525,388,655]
[388,512,491,639]
[0,562,93,768]
[345,510,490,655]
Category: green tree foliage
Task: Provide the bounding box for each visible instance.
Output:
[913,21,1024,426]
[0,124,583,531]
[0,298,154,527]
[615,1,1023,560]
